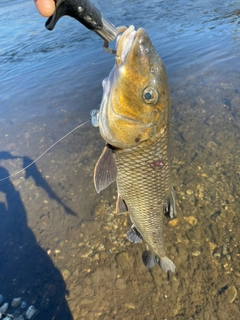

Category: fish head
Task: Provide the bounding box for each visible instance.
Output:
[99,25,170,149]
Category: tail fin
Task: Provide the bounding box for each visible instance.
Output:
[159,256,176,273]
[142,251,176,273]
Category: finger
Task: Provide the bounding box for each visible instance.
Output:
[34,0,55,17]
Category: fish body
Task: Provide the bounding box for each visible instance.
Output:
[93,26,176,273]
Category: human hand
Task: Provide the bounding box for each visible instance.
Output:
[34,0,55,17]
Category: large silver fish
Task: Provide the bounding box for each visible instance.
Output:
[91,25,176,273]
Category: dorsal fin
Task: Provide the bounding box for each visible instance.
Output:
[94,145,117,193]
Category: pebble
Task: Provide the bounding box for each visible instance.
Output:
[11,297,21,308]
[206,140,218,149]
[26,305,38,319]
[186,189,193,195]
[192,250,201,256]
[208,242,217,252]
[93,253,99,261]
[98,244,105,251]
[0,303,8,313]
[124,302,135,309]
[79,247,93,258]
[183,216,198,226]
[223,285,238,303]
[61,268,71,280]
[222,244,228,255]
[213,252,221,258]
[168,218,179,228]
[12,179,22,187]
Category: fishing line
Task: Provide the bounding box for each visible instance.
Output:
[0,119,90,182]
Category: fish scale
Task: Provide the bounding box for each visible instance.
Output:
[114,127,170,259]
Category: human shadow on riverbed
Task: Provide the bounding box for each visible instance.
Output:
[0,151,76,216]
[22,155,77,216]
[0,164,73,319]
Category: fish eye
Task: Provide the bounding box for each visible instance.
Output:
[143,87,158,104]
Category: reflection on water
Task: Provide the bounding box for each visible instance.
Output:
[0,0,240,319]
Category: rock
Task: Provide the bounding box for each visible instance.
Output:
[224,285,238,303]
[61,268,71,280]
[14,315,24,320]
[0,303,8,313]
[183,216,198,226]
[208,242,217,252]
[11,297,21,308]
[14,315,25,320]
[168,218,180,228]
[192,250,201,256]
[79,247,93,258]
[213,252,221,258]
[25,305,38,319]
[222,244,228,256]
[206,141,218,149]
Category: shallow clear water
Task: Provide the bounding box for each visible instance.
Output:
[0,0,240,319]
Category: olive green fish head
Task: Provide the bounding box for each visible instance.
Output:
[99,25,171,149]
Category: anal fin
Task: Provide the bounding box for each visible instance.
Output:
[142,250,159,268]
[94,145,117,193]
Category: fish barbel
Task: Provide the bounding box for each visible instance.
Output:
[92,25,177,273]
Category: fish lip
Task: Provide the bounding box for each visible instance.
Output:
[116,27,150,67]
[115,25,137,67]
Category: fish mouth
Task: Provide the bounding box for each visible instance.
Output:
[115,26,150,67]
[115,25,137,67]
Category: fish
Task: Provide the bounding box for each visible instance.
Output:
[91,25,177,273]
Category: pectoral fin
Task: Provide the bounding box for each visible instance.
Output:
[94,145,117,193]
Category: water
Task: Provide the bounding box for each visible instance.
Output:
[0,0,240,319]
